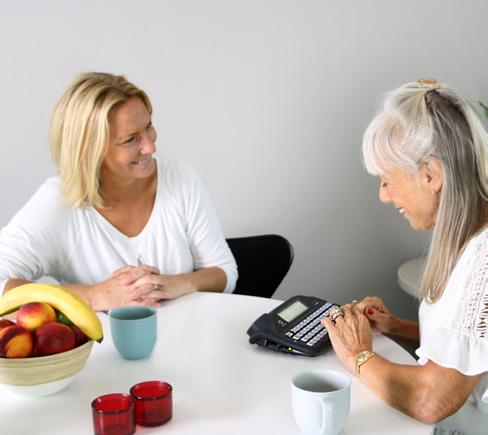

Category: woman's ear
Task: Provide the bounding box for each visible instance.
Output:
[419,157,443,193]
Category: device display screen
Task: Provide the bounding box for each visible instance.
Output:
[278,301,308,322]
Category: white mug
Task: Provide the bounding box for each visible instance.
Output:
[291,369,351,435]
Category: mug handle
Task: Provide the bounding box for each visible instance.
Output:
[319,398,333,435]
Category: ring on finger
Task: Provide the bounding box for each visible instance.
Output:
[331,312,344,323]
[330,306,342,316]
[330,309,344,323]
[352,299,359,304]
[330,307,344,322]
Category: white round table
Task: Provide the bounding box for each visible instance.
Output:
[398,257,424,297]
[0,292,430,434]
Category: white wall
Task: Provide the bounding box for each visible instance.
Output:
[1,1,487,319]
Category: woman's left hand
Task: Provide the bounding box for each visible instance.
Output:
[130,272,191,301]
[321,304,373,374]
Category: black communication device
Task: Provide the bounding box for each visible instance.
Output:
[246,295,339,357]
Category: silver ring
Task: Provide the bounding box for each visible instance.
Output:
[330,306,343,316]
[330,307,344,323]
[331,311,344,322]
[352,300,359,304]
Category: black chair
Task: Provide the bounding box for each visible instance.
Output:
[226,234,294,298]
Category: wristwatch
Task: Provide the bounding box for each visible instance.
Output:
[355,350,377,375]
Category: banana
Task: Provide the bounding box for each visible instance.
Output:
[0,283,103,342]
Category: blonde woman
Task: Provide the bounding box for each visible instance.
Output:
[322,79,488,434]
[0,72,237,310]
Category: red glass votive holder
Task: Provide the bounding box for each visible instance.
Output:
[130,381,173,426]
[91,393,135,435]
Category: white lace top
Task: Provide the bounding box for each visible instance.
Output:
[416,228,488,435]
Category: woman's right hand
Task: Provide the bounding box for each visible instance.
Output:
[355,296,396,335]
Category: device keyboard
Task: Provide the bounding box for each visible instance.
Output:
[284,302,335,347]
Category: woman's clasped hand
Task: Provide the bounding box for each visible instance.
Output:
[92,264,162,309]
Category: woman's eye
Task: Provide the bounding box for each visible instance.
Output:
[381,181,388,188]
[123,136,137,144]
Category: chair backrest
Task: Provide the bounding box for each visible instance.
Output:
[226,234,294,298]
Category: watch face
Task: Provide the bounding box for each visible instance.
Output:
[356,351,375,375]
[358,351,368,362]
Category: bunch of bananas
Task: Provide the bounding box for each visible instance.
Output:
[0,283,103,342]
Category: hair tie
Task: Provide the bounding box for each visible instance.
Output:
[417,78,441,89]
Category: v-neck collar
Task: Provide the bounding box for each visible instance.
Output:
[88,158,161,247]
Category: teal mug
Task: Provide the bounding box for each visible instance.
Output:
[109,306,157,360]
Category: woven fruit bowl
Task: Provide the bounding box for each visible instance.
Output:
[0,340,93,397]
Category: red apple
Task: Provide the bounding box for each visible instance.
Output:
[0,319,15,332]
[70,325,88,347]
[17,302,56,331]
[0,325,34,358]
[35,322,76,356]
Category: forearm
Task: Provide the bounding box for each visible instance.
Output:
[64,283,99,309]
[3,278,93,307]
[357,356,476,424]
[358,297,419,346]
[3,279,99,310]
[384,316,420,347]
[170,267,227,294]
[4,279,32,293]
[356,356,429,421]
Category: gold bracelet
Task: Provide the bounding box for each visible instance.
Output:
[355,350,377,376]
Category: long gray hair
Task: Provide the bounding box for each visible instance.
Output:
[362,80,488,302]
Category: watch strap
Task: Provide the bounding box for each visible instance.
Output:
[355,350,377,375]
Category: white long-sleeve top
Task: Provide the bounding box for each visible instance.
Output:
[0,157,237,294]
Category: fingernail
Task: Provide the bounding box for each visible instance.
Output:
[366,308,374,315]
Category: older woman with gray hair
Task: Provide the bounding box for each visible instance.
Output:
[322,79,488,434]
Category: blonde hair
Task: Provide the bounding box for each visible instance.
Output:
[362,81,488,302]
[50,72,152,208]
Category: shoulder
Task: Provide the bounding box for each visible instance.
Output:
[157,158,198,182]
[7,176,72,229]
[468,226,488,254]
[451,227,488,276]
[156,157,202,195]
[32,176,62,202]
[457,227,488,283]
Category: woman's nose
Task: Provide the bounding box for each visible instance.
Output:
[140,131,156,154]
[379,185,391,204]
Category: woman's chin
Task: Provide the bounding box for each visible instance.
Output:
[408,220,434,231]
